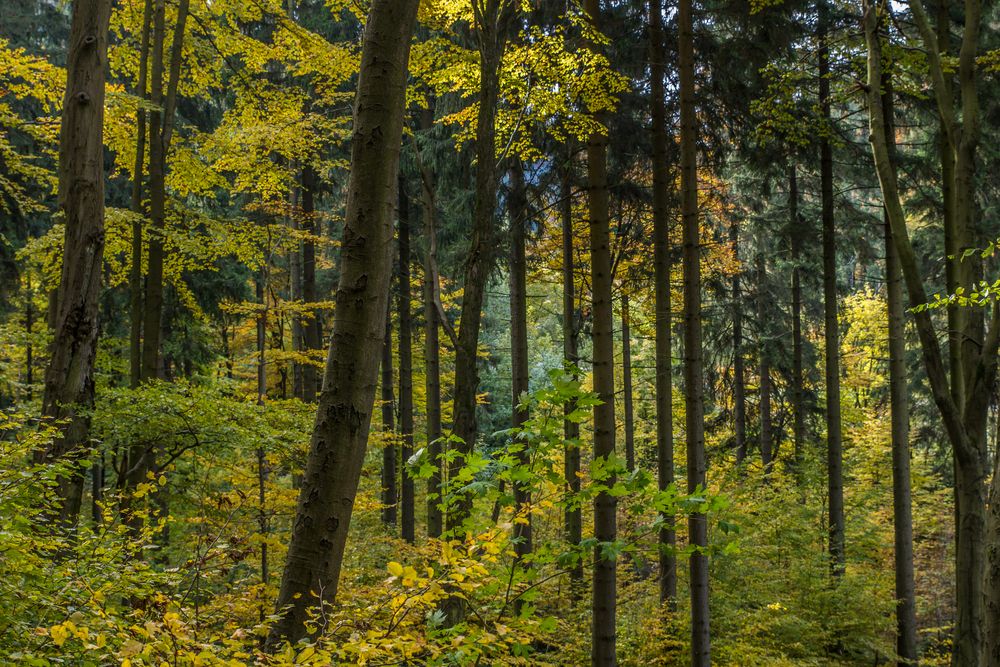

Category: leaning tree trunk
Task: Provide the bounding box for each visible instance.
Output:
[266,0,420,645]
[584,2,617,664]
[818,1,845,576]
[36,0,113,528]
[679,0,710,659]
[649,0,676,607]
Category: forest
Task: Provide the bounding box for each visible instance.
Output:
[1,0,999,664]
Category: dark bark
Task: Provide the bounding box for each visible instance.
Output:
[140,0,188,382]
[290,169,304,399]
[301,165,321,402]
[509,161,532,559]
[757,251,773,473]
[267,0,419,644]
[818,2,845,575]
[877,46,918,666]
[419,106,444,540]
[731,223,747,467]
[584,2,617,663]
[789,164,805,478]
[649,0,676,608]
[36,0,113,527]
[560,149,583,589]
[446,0,514,532]
[381,303,397,527]
[128,0,152,389]
[621,292,635,472]
[679,0,710,658]
[398,183,415,544]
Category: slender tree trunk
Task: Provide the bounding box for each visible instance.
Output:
[140,0,189,382]
[584,2,617,663]
[36,0,113,527]
[256,271,269,605]
[789,164,805,478]
[289,169,304,399]
[381,303,397,527]
[679,0,709,659]
[877,44,918,666]
[887,217,918,665]
[129,0,152,389]
[649,0,676,608]
[731,223,747,467]
[301,165,320,402]
[420,106,444,540]
[447,0,513,532]
[561,148,583,590]
[141,0,165,381]
[267,0,419,644]
[25,271,34,401]
[621,292,635,472]
[757,251,773,473]
[398,183,415,544]
[818,2,845,575]
[508,161,532,560]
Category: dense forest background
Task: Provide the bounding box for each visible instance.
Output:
[2,0,1000,664]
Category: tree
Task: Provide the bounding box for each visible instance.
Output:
[649,0,676,607]
[584,0,617,662]
[509,160,531,559]
[446,0,516,532]
[398,183,415,544]
[35,0,113,527]
[679,0,710,660]
[817,0,845,576]
[267,0,420,643]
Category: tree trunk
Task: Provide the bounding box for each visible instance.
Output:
[141,0,189,382]
[789,164,805,479]
[679,0,710,658]
[649,0,676,608]
[128,0,152,389]
[878,46,918,666]
[267,0,419,644]
[560,148,583,590]
[446,0,513,532]
[301,165,320,402]
[757,251,773,473]
[289,169,304,399]
[36,0,113,527]
[731,223,747,467]
[509,160,532,559]
[621,292,635,472]
[381,302,397,527]
[818,2,845,575]
[584,2,617,663]
[398,182,415,544]
[420,106,444,540]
